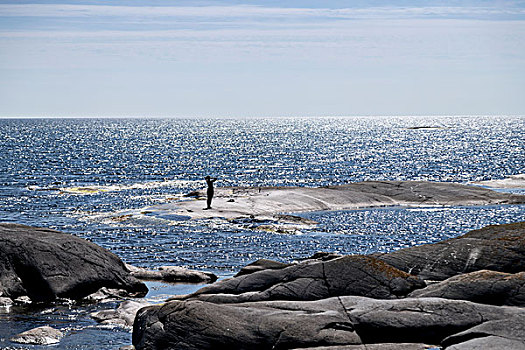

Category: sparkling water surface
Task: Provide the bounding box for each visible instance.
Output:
[0,116,524,349]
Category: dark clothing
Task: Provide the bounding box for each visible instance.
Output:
[205,177,217,209]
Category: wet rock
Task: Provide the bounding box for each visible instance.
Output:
[126,264,217,283]
[10,325,64,345]
[176,255,424,303]
[92,300,152,327]
[375,222,525,281]
[132,296,525,350]
[84,287,139,303]
[0,223,148,302]
[409,270,525,306]
[442,315,525,349]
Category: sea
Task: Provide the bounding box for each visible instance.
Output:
[0,116,524,349]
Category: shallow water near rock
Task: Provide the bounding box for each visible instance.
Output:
[0,116,524,348]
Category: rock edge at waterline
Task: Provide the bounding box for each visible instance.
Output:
[133,221,525,349]
[143,181,525,222]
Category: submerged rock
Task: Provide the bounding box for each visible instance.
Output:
[174,255,424,303]
[375,222,525,281]
[409,270,525,306]
[10,326,64,345]
[0,223,148,302]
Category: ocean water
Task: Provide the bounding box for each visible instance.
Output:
[0,116,524,349]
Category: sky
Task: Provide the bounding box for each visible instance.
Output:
[0,0,524,117]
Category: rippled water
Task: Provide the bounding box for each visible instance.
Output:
[0,116,524,349]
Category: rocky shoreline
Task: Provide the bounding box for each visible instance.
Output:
[133,222,525,350]
[1,181,525,349]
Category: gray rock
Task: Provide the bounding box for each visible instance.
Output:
[133,297,361,350]
[290,345,434,350]
[375,222,525,281]
[180,255,424,303]
[10,326,64,345]
[0,223,147,302]
[442,315,525,349]
[127,264,217,283]
[234,259,292,277]
[132,296,525,350]
[0,296,13,307]
[92,300,151,327]
[341,297,523,345]
[409,270,525,306]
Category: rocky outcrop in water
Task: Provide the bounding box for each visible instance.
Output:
[126,264,217,283]
[132,221,525,349]
[10,326,64,345]
[143,181,525,222]
[0,223,148,303]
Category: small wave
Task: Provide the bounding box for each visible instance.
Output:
[59,179,202,194]
[470,174,525,189]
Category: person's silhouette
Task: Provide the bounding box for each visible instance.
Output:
[204,176,217,209]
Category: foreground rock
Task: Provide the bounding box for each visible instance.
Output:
[133,221,525,349]
[126,264,217,283]
[409,270,525,306]
[133,296,525,349]
[10,326,64,345]
[143,181,525,221]
[375,222,525,281]
[0,223,148,302]
[175,255,424,303]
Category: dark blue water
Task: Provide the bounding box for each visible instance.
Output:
[0,116,524,349]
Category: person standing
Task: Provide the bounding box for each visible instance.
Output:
[204,176,217,209]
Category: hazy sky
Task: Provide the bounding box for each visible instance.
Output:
[1,0,524,117]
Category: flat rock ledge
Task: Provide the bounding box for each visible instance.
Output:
[133,222,525,349]
[126,264,217,284]
[143,181,525,222]
[0,223,148,303]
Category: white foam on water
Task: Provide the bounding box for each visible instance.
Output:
[59,179,202,194]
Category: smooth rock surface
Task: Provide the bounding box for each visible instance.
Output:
[10,326,64,345]
[177,255,425,303]
[442,315,525,349]
[0,223,148,302]
[409,270,525,306]
[126,264,217,283]
[375,222,525,281]
[143,181,525,221]
[133,296,525,350]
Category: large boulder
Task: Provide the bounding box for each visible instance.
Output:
[375,222,525,281]
[132,296,525,350]
[0,223,147,302]
[177,255,424,303]
[409,270,525,306]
